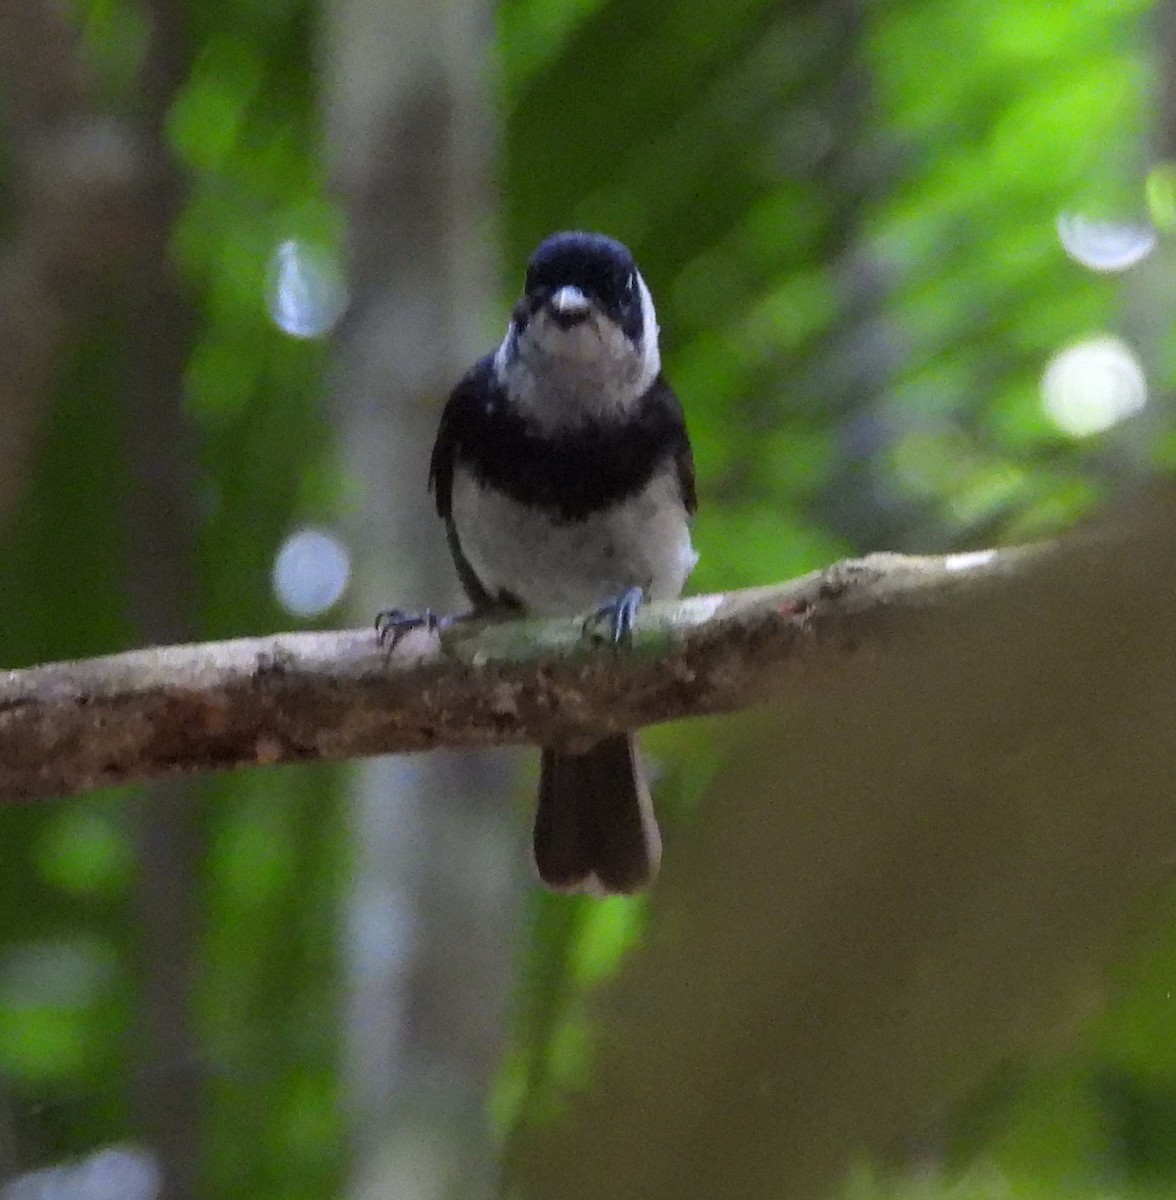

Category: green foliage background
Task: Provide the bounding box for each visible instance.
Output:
[2,0,1175,1195]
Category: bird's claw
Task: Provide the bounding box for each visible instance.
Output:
[375,608,444,651]
[582,586,644,646]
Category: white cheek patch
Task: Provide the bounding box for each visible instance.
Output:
[635,271,661,392]
[493,324,515,383]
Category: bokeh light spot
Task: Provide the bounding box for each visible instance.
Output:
[1041,335,1147,438]
[3,1145,161,1200]
[272,528,351,618]
[267,240,348,339]
[1056,212,1156,272]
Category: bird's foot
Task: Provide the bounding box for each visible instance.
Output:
[375,608,454,652]
[582,586,644,646]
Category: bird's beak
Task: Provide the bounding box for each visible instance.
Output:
[548,285,592,325]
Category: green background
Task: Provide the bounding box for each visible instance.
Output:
[1,0,1174,1195]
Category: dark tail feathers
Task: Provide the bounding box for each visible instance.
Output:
[533,733,661,894]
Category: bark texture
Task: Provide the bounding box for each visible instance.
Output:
[1,538,1047,801]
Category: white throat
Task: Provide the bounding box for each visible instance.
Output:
[494,272,661,436]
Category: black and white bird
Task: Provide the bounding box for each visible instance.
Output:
[378,231,697,895]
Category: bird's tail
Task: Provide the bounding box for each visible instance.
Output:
[533,733,661,894]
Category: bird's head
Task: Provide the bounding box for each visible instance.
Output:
[495,232,661,428]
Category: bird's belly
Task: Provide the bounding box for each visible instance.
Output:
[450,464,697,616]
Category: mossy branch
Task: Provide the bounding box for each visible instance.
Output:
[0,544,1046,801]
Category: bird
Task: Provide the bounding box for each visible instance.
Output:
[377,231,697,894]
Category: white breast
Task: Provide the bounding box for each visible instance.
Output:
[450,463,697,616]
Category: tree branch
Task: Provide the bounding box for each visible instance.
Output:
[0,544,1048,802]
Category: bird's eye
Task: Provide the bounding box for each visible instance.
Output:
[622,274,637,304]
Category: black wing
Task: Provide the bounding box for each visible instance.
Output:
[428,355,502,609]
[674,442,697,516]
[429,354,499,520]
[646,376,697,517]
